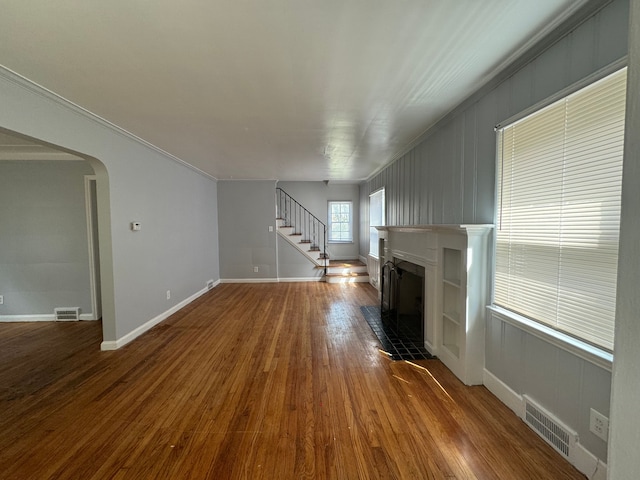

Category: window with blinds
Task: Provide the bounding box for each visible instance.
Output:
[369,188,385,257]
[495,67,627,352]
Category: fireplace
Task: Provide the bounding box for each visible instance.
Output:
[380,259,425,343]
[375,224,493,385]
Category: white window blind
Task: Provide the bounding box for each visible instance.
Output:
[495,68,627,351]
[369,188,385,257]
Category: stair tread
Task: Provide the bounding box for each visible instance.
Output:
[325,272,369,277]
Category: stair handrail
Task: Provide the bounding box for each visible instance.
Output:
[276,187,328,275]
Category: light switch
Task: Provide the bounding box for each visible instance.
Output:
[131,222,141,231]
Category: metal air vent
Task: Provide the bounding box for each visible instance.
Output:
[54,307,81,321]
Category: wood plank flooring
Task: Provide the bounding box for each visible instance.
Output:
[0,282,585,479]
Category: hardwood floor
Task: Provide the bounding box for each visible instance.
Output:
[0,283,585,479]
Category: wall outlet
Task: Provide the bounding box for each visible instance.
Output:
[268,225,274,232]
[590,408,609,441]
[253,266,259,273]
[0,295,3,305]
[166,290,171,300]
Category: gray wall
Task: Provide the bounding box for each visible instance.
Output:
[360,0,629,464]
[0,70,220,344]
[0,160,95,316]
[277,181,360,261]
[609,0,640,476]
[218,180,277,280]
[216,181,360,280]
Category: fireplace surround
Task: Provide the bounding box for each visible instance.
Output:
[375,224,492,385]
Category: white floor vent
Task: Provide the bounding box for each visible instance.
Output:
[523,395,577,459]
[54,307,81,321]
[207,279,215,290]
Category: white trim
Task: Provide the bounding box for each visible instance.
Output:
[220,278,279,284]
[208,279,221,289]
[358,255,368,265]
[0,314,56,322]
[277,277,324,283]
[0,65,216,181]
[487,305,613,371]
[100,286,209,351]
[0,313,98,322]
[572,443,608,480]
[483,368,607,480]
[483,369,525,418]
[424,340,437,356]
[0,150,83,161]
[327,200,354,243]
[84,175,100,321]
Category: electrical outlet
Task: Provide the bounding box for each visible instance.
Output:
[590,408,609,441]
[0,295,3,305]
[253,266,259,273]
[166,290,171,300]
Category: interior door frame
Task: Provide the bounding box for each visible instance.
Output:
[84,175,101,320]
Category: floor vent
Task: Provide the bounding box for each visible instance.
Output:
[207,280,215,290]
[523,395,576,459]
[54,307,81,321]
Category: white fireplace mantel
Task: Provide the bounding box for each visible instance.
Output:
[375,224,493,235]
[375,223,494,385]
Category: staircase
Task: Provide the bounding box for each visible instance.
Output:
[276,217,329,268]
[275,188,369,283]
[276,188,329,272]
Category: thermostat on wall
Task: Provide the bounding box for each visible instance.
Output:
[131,222,142,231]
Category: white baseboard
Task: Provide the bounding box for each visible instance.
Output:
[483,369,525,418]
[100,286,210,351]
[483,368,608,479]
[220,278,279,284]
[359,255,368,265]
[0,314,56,322]
[278,277,323,282]
[572,443,608,480]
[221,277,326,283]
[0,313,97,322]
[425,340,437,356]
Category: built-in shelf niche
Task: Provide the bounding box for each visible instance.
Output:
[442,252,461,360]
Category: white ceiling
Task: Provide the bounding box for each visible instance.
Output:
[0,0,586,181]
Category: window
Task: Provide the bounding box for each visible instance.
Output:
[369,188,385,257]
[328,201,352,243]
[494,68,627,352]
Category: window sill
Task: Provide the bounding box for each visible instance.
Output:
[487,305,613,372]
[328,241,354,245]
